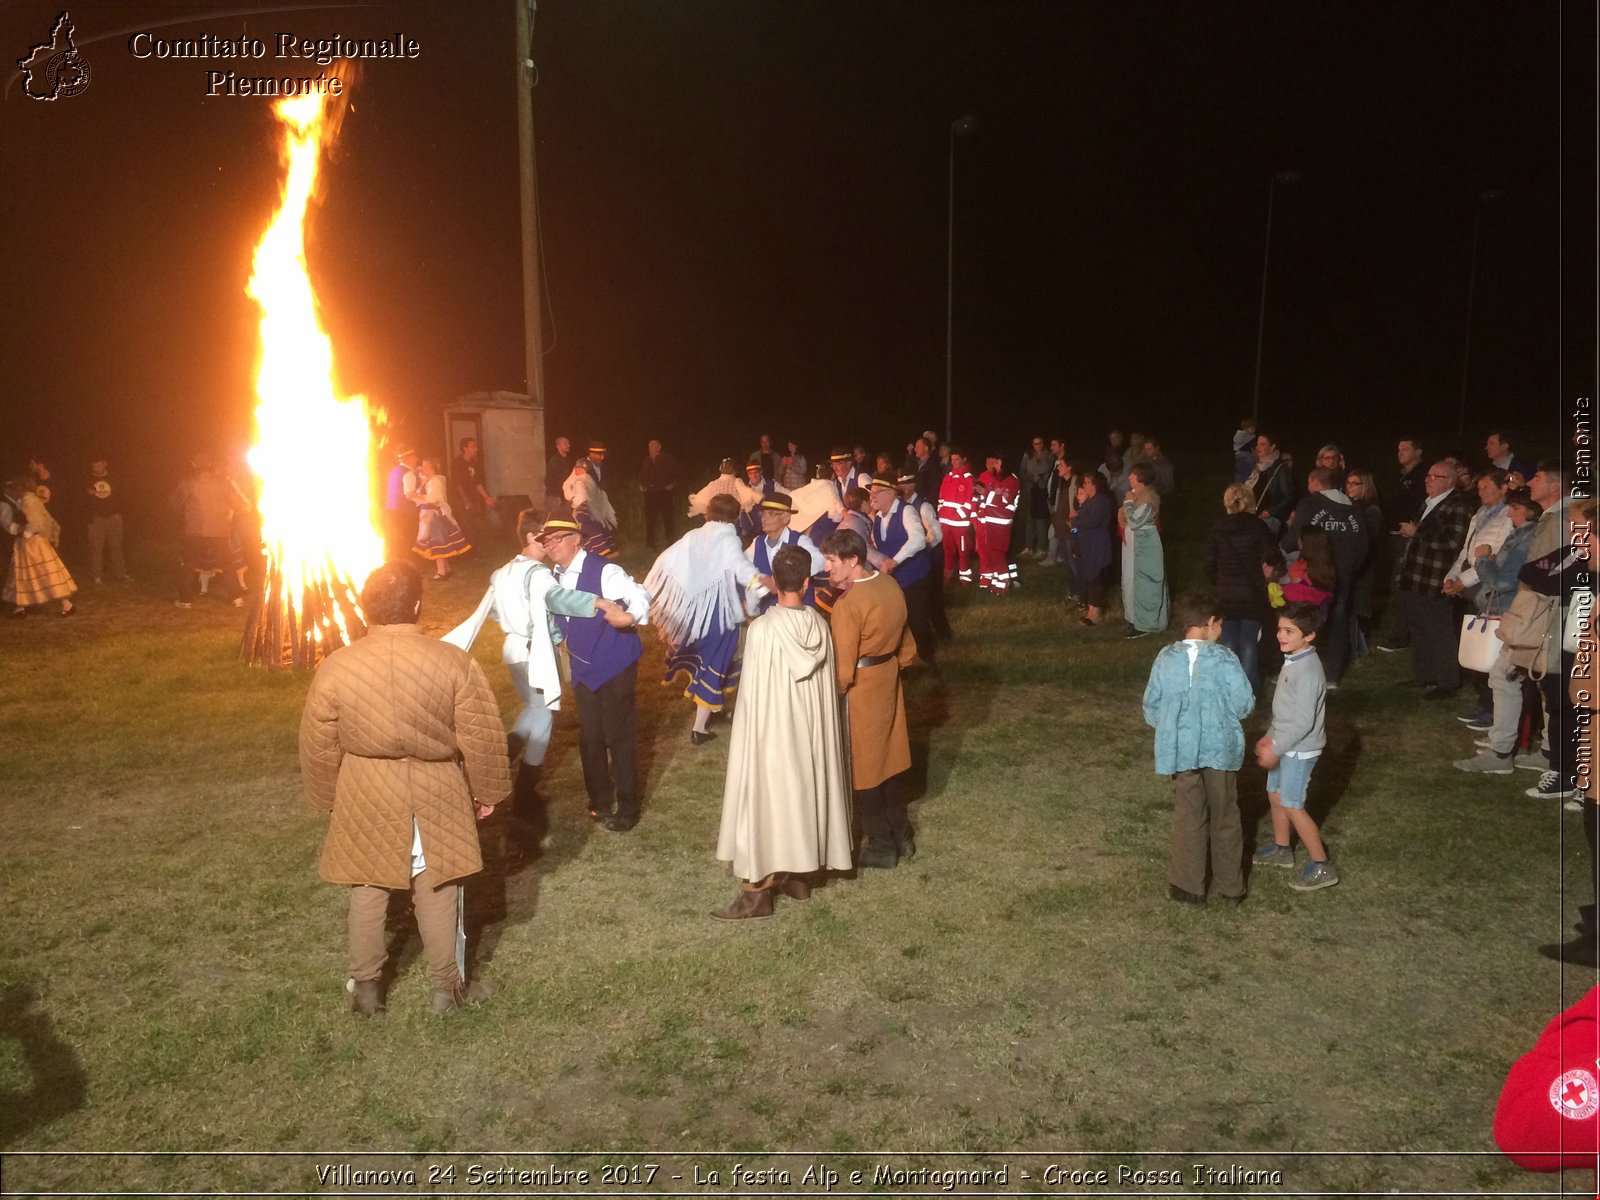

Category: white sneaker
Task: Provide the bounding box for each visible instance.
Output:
[1514,752,1547,772]
[1453,750,1515,775]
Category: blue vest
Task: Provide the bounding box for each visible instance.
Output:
[751,529,820,612]
[735,479,777,540]
[553,552,642,689]
[907,492,940,574]
[873,501,931,587]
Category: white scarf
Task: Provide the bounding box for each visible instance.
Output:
[563,471,616,529]
[643,521,750,649]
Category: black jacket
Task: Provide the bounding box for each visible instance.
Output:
[1204,511,1277,624]
[1281,491,1370,584]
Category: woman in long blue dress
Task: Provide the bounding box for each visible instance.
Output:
[1117,463,1169,637]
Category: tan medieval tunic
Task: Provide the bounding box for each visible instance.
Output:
[716,605,853,880]
[831,572,916,789]
[299,624,513,889]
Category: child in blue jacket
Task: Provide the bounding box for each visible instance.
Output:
[1142,592,1257,905]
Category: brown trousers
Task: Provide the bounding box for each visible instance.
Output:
[1168,767,1244,899]
[348,866,460,991]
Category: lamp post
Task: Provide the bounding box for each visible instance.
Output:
[945,114,977,446]
[1456,189,1501,438]
[1249,170,1298,425]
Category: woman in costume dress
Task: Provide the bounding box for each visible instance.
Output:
[3,476,76,617]
[562,461,618,558]
[1117,462,1168,637]
[407,459,471,579]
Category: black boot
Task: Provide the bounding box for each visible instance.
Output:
[511,762,547,849]
[854,786,896,868]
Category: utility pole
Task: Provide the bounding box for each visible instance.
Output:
[1249,170,1297,426]
[516,0,547,498]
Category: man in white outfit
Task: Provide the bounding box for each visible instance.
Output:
[484,510,632,838]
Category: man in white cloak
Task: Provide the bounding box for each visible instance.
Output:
[712,545,854,921]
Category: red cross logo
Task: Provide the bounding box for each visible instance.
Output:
[1551,1070,1600,1120]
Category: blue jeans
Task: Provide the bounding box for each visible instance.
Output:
[1221,618,1262,695]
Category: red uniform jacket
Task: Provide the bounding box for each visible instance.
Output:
[938,471,975,527]
[1495,986,1600,1172]
[975,471,1019,527]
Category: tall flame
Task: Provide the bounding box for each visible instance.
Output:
[245,82,383,665]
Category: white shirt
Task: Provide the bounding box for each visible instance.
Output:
[912,497,944,548]
[488,555,568,705]
[748,529,824,576]
[875,500,927,564]
[554,549,651,624]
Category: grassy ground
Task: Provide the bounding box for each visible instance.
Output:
[0,504,1588,1197]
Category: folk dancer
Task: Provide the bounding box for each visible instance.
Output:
[712,545,854,921]
[822,529,917,869]
[2,475,76,617]
[562,460,619,557]
[897,471,950,643]
[383,446,420,561]
[785,463,845,546]
[644,494,773,746]
[581,441,607,490]
[541,510,652,831]
[736,456,786,542]
[473,509,632,840]
[826,447,872,506]
[409,457,472,579]
[868,475,937,668]
[814,485,876,617]
[688,457,761,520]
[747,492,824,615]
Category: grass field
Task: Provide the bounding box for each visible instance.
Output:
[0,496,1590,1197]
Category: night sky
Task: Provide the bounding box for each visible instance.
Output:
[1,1,1592,493]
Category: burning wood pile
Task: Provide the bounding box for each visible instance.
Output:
[239,70,384,669]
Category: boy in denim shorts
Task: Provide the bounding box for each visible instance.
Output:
[1253,602,1338,891]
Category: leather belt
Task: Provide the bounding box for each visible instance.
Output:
[856,652,894,669]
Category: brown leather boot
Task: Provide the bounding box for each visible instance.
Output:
[431,979,495,1014]
[710,887,774,922]
[776,874,813,901]
[350,979,385,1018]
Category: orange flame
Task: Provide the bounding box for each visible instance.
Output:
[246,79,382,652]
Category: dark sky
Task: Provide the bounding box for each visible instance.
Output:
[1,1,1592,487]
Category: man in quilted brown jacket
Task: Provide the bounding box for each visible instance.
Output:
[299,560,513,1016]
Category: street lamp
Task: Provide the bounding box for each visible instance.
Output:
[945,114,977,446]
[1457,188,1501,438]
[1249,170,1298,425]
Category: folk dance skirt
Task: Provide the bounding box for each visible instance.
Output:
[576,509,617,558]
[5,536,76,606]
[412,507,471,561]
[663,623,741,712]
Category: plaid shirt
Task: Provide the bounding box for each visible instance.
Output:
[1396,490,1473,593]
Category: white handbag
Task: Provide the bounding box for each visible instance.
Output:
[1458,612,1502,673]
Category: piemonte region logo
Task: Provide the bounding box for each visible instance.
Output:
[17,12,90,101]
